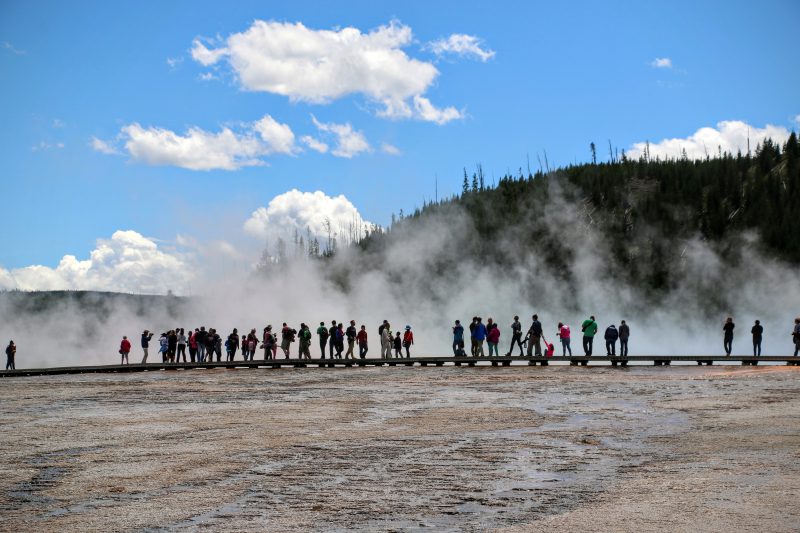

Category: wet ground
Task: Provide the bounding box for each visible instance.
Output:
[0,365,798,532]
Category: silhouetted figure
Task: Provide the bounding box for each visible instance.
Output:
[452,320,465,356]
[317,322,329,359]
[751,320,763,357]
[604,324,618,355]
[298,323,312,359]
[393,331,403,358]
[6,340,16,370]
[794,318,800,357]
[328,320,337,358]
[618,320,630,358]
[526,315,543,357]
[723,317,735,356]
[506,316,523,356]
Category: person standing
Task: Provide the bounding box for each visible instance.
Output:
[167,330,178,363]
[381,322,392,358]
[140,330,154,364]
[723,317,735,356]
[581,316,598,356]
[469,317,478,357]
[328,320,338,359]
[196,327,207,362]
[473,317,487,357]
[393,331,403,358]
[452,320,465,356]
[618,320,630,358]
[345,320,357,359]
[317,322,329,359]
[159,332,169,363]
[227,329,239,361]
[357,325,368,358]
[505,316,523,356]
[298,323,312,359]
[557,322,572,356]
[263,326,275,360]
[487,320,500,356]
[526,315,543,357]
[188,329,198,362]
[604,324,619,355]
[794,318,800,357]
[5,340,16,370]
[751,320,763,357]
[120,336,131,364]
[403,326,414,358]
[280,323,295,358]
[176,328,187,362]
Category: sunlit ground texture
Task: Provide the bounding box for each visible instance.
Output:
[0,365,798,532]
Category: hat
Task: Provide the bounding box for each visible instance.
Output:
[405,325,411,330]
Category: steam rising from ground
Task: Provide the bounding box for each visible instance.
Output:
[1,176,798,368]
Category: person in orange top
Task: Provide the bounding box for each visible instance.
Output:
[402,326,414,358]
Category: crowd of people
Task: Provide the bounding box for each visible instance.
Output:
[110,316,800,365]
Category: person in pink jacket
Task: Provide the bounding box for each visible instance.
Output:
[487,318,501,356]
[557,322,572,356]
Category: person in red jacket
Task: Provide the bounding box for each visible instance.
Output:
[402,326,414,358]
[357,325,368,359]
[119,336,131,364]
[486,319,501,356]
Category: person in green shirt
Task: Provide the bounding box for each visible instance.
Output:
[316,321,329,359]
[581,315,598,356]
[298,323,312,359]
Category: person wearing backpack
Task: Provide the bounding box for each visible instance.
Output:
[403,325,414,357]
[557,322,572,356]
[345,320,357,359]
[316,322,329,359]
[298,323,312,359]
[581,316,598,356]
[604,324,619,356]
[751,320,763,357]
[618,320,630,358]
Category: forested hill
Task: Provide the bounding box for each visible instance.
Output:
[357,134,800,293]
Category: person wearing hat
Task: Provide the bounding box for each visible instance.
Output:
[402,325,414,358]
[140,330,154,364]
[5,340,16,370]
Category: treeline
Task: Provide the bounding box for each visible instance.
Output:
[357,134,800,292]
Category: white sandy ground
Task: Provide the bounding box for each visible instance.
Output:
[0,365,797,532]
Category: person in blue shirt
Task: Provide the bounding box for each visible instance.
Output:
[452,320,465,356]
[473,317,487,357]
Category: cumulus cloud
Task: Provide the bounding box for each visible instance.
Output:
[311,116,370,158]
[428,33,495,62]
[110,114,296,170]
[301,135,329,154]
[628,120,792,160]
[0,231,193,294]
[650,57,673,69]
[190,20,463,124]
[243,189,371,243]
[381,143,401,156]
[90,136,120,155]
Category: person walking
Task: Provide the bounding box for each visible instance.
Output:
[452,320,465,356]
[227,329,239,361]
[505,316,523,356]
[6,340,16,370]
[281,323,295,358]
[474,317,487,357]
[487,319,500,356]
[393,331,403,358]
[751,320,763,357]
[317,322,329,359]
[140,330,154,363]
[723,317,735,356]
[176,328,187,362]
[328,320,338,359]
[469,317,478,356]
[526,315,543,357]
[247,329,259,361]
[618,320,630,358]
[357,325,368,358]
[334,323,345,358]
[188,329,198,362]
[298,323,312,359]
[263,326,275,360]
[604,324,619,355]
[345,320,357,359]
[581,316,598,356]
[794,318,800,357]
[120,336,131,364]
[557,322,572,356]
[403,325,414,357]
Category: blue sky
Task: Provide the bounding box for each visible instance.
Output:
[0,0,798,289]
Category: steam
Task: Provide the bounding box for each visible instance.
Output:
[1,175,798,368]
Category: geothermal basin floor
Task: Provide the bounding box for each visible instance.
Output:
[0,365,798,532]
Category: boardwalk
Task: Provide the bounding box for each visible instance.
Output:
[2,355,798,377]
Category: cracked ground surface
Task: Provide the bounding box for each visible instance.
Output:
[0,365,798,532]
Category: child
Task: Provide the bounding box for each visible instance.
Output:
[402,325,414,358]
[394,331,403,358]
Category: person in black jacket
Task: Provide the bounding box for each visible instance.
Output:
[618,320,630,358]
[140,330,154,364]
[5,340,15,370]
[604,324,619,355]
[526,315,543,356]
[751,320,763,357]
[723,317,735,356]
[328,320,337,358]
[345,320,357,359]
[167,330,178,363]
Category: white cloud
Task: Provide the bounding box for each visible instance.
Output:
[650,57,673,69]
[52,118,66,128]
[794,114,800,127]
[166,56,184,69]
[31,141,64,152]
[301,135,329,153]
[190,20,463,124]
[1,41,25,55]
[381,142,401,155]
[0,231,193,294]
[90,136,120,155]
[628,120,792,160]
[244,189,371,243]
[410,95,464,125]
[428,33,495,62]
[198,72,218,81]
[311,116,370,158]
[111,114,296,170]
